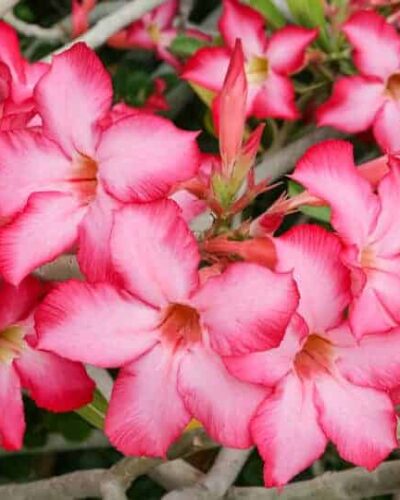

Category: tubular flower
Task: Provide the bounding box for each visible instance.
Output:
[36,199,299,457]
[0,43,200,285]
[223,225,399,486]
[317,10,400,152]
[0,275,94,450]
[182,0,317,119]
[0,22,48,131]
[293,140,400,338]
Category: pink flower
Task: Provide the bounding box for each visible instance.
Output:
[0,275,94,450]
[72,0,96,38]
[0,43,200,285]
[0,22,48,131]
[224,224,399,486]
[36,199,299,456]
[317,11,400,152]
[293,139,400,338]
[182,0,317,119]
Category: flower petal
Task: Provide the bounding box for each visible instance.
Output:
[15,345,95,412]
[152,0,178,28]
[343,11,400,79]
[373,99,400,152]
[177,344,265,448]
[317,76,383,133]
[314,374,396,469]
[35,43,112,158]
[36,280,159,367]
[266,26,317,74]
[181,47,231,92]
[105,344,190,457]
[251,373,327,487]
[251,72,298,120]
[110,201,200,308]
[0,192,86,285]
[192,262,298,356]
[0,364,24,450]
[98,114,200,203]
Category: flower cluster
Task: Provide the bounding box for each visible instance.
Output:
[1,0,400,490]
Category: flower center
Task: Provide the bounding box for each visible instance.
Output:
[71,153,98,203]
[294,334,333,378]
[159,303,202,348]
[360,246,376,269]
[0,325,25,364]
[246,55,268,84]
[147,23,161,44]
[386,73,400,100]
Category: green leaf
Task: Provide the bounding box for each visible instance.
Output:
[247,0,286,29]
[288,180,331,223]
[170,34,209,58]
[75,389,108,430]
[286,0,331,51]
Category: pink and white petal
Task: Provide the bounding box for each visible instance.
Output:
[343,11,400,79]
[181,47,231,92]
[292,140,380,248]
[252,373,327,487]
[35,43,112,158]
[36,280,160,367]
[14,346,94,411]
[177,344,266,448]
[0,276,43,330]
[98,114,200,203]
[219,0,267,55]
[23,61,49,95]
[192,262,299,356]
[126,20,153,49]
[105,344,191,457]
[110,201,200,308]
[314,374,396,469]
[337,326,400,391]
[153,0,178,28]
[317,76,383,133]
[225,314,308,386]
[0,192,86,285]
[250,73,298,120]
[0,364,25,450]
[266,26,318,74]
[367,269,400,325]
[169,190,207,222]
[275,224,350,332]
[0,21,24,87]
[373,99,400,153]
[0,129,73,217]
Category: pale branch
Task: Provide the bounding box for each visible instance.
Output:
[163,448,252,500]
[4,11,67,41]
[0,0,18,17]
[86,365,114,400]
[35,254,82,281]
[149,460,204,490]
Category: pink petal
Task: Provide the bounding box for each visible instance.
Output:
[343,11,400,79]
[317,76,384,133]
[373,99,400,152]
[0,276,43,330]
[152,0,178,28]
[292,140,379,248]
[110,201,200,308]
[0,21,24,85]
[275,224,350,332]
[252,373,327,487]
[0,129,73,217]
[251,72,298,120]
[192,262,299,356]
[177,344,266,448]
[181,47,231,92]
[225,314,308,386]
[35,43,112,158]
[0,364,24,450]
[314,373,396,469]
[105,344,190,457]
[266,26,317,74]
[15,345,94,412]
[36,280,159,367]
[0,192,86,285]
[219,0,267,56]
[98,114,200,203]
[169,190,207,222]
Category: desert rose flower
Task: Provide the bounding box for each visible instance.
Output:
[0,42,200,285]
[224,225,399,486]
[317,11,400,152]
[293,140,400,338]
[182,0,317,119]
[36,199,299,456]
[0,275,94,450]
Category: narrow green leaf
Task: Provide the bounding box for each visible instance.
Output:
[286,0,331,51]
[170,34,209,58]
[288,180,331,223]
[247,0,286,29]
[75,389,108,430]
